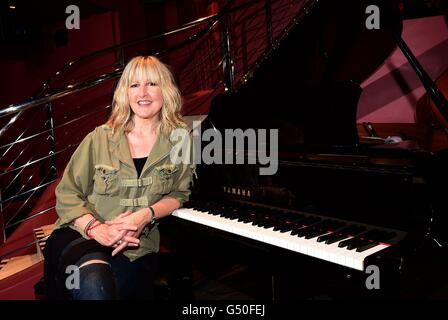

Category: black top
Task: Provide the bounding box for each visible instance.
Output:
[133,157,147,178]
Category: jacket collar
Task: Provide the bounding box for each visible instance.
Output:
[108,126,173,175]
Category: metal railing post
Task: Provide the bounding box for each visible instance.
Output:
[0,189,5,245]
[45,102,58,180]
[221,16,234,92]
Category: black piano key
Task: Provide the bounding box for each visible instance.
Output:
[221,209,236,218]
[290,228,304,236]
[304,229,331,239]
[295,228,309,237]
[322,233,349,245]
[272,213,305,230]
[355,241,380,252]
[346,229,380,250]
[338,237,357,248]
[252,218,263,226]
[317,232,333,243]
[317,225,366,244]
[346,238,367,250]
[341,229,380,249]
[255,215,277,228]
[290,220,321,236]
[295,219,337,238]
[297,216,321,227]
[188,201,401,256]
[277,221,299,233]
[278,221,299,232]
[296,225,323,237]
[245,217,257,223]
[263,222,277,229]
[240,215,255,223]
[229,214,240,220]
[272,221,291,231]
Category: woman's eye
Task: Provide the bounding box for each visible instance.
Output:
[149,82,157,86]
[130,83,138,88]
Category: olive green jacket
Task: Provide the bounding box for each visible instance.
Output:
[54,124,194,261]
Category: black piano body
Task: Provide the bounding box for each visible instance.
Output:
[160,0,448,299]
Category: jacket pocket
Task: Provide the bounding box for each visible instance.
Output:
[93,164,120,195]
[152,164,178,194]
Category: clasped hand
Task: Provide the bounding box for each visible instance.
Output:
[90,209,149,256]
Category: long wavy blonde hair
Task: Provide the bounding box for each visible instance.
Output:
[106,56,185,136]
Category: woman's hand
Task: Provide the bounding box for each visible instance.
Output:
[89,211,140,248]
[105,208,150,256]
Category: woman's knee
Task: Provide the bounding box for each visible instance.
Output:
[79,259,110,268]
[70,261,118,300]
[69,252,117,300]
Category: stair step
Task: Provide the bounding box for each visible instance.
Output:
[0,253,42,281]
[33,224,54,260]
[0,224,54,281]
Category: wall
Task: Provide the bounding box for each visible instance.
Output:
[358,15,448,123]
[0,10,120,107]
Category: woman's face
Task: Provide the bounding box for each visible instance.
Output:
[127,77,164,122]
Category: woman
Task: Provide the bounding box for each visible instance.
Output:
[44,56,194,300]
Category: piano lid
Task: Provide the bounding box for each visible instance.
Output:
[207,0,404,147]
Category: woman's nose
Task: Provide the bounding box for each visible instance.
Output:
[138,85,148,97]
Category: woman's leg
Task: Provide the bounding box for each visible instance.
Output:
[69,252,118,300]
[111,253,158,299]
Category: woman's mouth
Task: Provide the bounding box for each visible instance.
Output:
[137,100,152,106]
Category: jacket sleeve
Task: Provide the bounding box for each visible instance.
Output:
[166,131,196,206]
[55,131,96,229]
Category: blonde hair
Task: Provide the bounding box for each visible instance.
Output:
[106,56,185,136]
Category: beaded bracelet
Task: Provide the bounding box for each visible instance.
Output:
[86,221,101,239]
[84,217,97,236]
[148,206,156,225]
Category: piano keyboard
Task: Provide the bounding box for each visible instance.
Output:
[172,202,405,271]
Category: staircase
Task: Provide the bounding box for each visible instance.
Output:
[0,224,53,280]
[0,224,53,299]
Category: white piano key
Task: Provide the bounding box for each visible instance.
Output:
[172,208,398,271]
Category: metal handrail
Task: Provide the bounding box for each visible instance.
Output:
[0,0,239,119]
[0,105,111,150]
[0,144,77,178]
[0,235,50,262]
[5,206,55,230]
[36,14,219,97]
[0,69,122,118]
[235,0,318,90]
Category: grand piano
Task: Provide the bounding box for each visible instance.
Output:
[161,0,448,299]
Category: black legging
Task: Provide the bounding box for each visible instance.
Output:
[44,228,158,300]
[68,251,158,300]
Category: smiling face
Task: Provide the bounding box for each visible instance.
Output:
[127,78,164,122]
[109,56,183,134]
